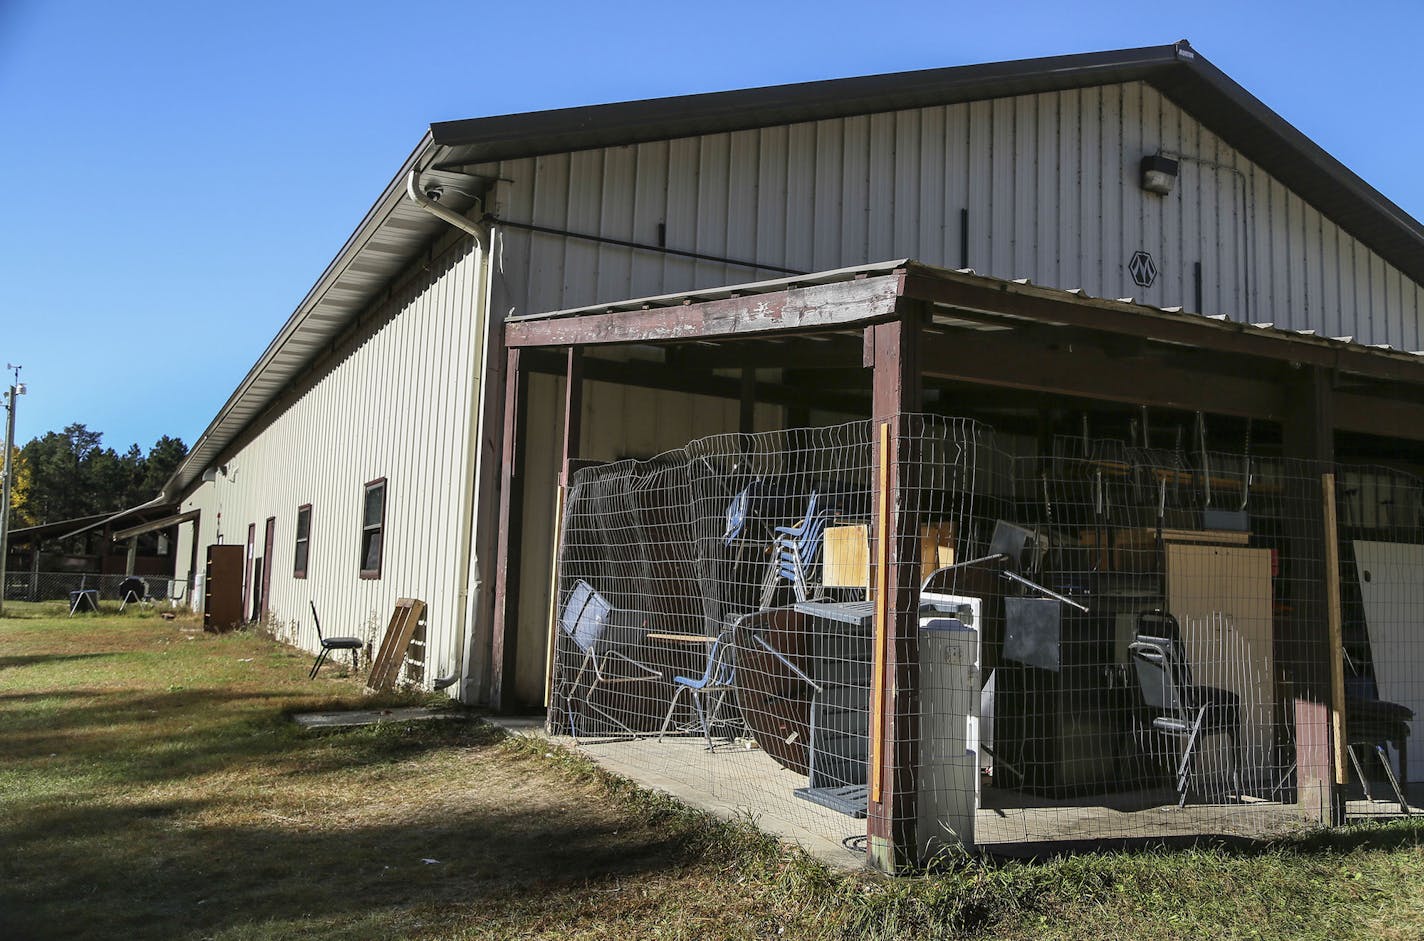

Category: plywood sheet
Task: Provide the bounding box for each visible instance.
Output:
[1352,541,1424,782]
[823,523,954,590]
[1166,544,1274,775]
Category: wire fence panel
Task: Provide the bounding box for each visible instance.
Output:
[1335,465,1422,814]
[547,414,1408,866]
[3,571,192,606]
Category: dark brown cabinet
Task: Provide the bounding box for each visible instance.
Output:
[204,544,245,632]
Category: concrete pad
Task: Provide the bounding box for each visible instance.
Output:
[292,706,466,728]
[484,715,547,736]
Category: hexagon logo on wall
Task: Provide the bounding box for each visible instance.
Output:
[1128,250,1158,288]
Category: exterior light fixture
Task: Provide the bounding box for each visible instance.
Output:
[1141,154,1179,195]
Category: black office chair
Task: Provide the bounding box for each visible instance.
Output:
[1130,610,1242,807]
[308,600,363,678]
[1345,670,1413,813]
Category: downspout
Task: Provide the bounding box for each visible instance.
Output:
[405,169,491,698]
[406,170,488,244]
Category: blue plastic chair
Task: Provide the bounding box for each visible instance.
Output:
[723,479,762,547]
[657,631,740,749]
[760,492,829,606]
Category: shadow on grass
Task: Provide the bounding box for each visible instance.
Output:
[0,686,476,790]
[0,653,115,670]
[0,740,716,941]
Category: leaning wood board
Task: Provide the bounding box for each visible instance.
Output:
[1352,541,1424,782]
[1165,544,1274,774]
[366,598,427,692]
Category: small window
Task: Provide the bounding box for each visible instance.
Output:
[360,479,386,579]
[294,504,312,578]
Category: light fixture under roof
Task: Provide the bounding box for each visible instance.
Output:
[1141,154,1179,195]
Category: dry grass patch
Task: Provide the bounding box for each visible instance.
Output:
[4,613,1424,940]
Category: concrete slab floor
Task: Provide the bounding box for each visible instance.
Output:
[292,706,467,728]
[491,725,1329,865]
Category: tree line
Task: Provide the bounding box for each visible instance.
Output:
[7,424,188,528]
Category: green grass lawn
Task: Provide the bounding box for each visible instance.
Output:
[2,612,1423,940]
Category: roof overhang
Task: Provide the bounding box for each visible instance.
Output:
[164,138,485,499]
[506,259,1424,439]
[8,504,182,546]
[112,509,200,542]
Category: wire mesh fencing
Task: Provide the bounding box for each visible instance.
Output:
[3,571,192,607]
[1335,465,1423,815]
[546,413,1412,867]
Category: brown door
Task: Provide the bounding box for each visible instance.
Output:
[204,544,245,631]
[259,517,276,621]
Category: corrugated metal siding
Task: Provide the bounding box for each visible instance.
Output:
[479,81,1421,349]
[173,242,486,691]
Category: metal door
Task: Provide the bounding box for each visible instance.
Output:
[259,516,276,621]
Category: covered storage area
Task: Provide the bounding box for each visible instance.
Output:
[491,260,1424,871]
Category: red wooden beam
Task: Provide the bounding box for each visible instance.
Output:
[504,275,903,348]
[489,348,527,712]
[902,265,1424,387]
[919,329,1288,419]
[865,311,923,873]
[1281,366,1339,824]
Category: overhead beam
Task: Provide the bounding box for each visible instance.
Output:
[919,329,1288,419]
[665,335,863,371]
[111,509,198,542]
[904,266,1424,387]
[504,274,903,348]
[1336,392,1424,441]
[520,348,866,413]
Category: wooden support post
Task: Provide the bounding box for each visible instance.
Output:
[1281,365,1339,823]
[864,310,923,873]
[543,348,584,712]
[563,348,584,487]
[490,348,528,712]
[124,537,138,577]
[739,367,756,434]
[1322,473,1348,787]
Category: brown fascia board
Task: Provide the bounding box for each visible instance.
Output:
[431,43,1424,289]
[1149,53,1424,287]
[430,44,1179,161]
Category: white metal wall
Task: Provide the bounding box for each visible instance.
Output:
[482,81,1422,349]
[174,241,487,690]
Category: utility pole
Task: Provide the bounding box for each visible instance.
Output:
[0,364,24,618]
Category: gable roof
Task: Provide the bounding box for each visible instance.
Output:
[430,41,1423,287]
[165,42,1424,499]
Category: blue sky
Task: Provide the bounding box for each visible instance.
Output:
[2,0,1421,456]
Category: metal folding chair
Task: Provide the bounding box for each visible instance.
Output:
[308,601,363,678]
[1130,611,1242,806]
[555,580,661,738]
